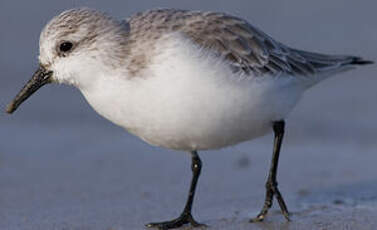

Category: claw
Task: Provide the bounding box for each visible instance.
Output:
[146,213,206,229]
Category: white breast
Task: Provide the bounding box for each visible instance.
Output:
[81,33,305,151]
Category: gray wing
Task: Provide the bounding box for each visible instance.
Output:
[179,11,371,76]
[179,11,315,76]
[128,9,372,77]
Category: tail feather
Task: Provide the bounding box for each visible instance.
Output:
[290,48,373,73]
[349,57,374,65]
[286,48,373,88]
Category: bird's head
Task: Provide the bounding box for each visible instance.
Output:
[6,8,130,114]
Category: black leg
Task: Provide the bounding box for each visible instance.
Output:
[146,151,206,229]
[250,120,290,222]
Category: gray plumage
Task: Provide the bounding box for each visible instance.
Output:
[126,8,372,77]
[40,8,372,79]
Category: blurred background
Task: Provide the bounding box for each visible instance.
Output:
[0,1,376,229]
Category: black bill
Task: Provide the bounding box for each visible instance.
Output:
[6,65,53,114]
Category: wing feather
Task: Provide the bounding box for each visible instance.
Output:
[128,9,368,77]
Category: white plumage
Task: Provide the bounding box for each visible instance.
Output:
[78,33,305,150]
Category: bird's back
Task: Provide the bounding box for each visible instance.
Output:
[125,8,372,85]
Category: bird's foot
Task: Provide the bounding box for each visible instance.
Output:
[146,212,206,230]
[249,181,290,222]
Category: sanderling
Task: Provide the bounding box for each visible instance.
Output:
[6,8,373,229]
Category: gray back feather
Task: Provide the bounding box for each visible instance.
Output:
[127,9,367,77]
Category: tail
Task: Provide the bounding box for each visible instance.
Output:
[349,57,374,65]
[288,48,373,87]
[291,48,374,71]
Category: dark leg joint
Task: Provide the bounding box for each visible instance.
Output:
[191,154,202,175]
[273,120,285,135]
[265,180,277,189]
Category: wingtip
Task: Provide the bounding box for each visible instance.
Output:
[351,57,374,65]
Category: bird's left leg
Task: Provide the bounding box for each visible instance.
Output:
[250,120,290,222]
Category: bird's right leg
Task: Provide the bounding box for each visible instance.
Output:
[146,150,206,229]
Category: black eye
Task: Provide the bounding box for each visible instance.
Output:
[59,41,73,53]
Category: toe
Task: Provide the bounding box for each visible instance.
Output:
[249,214,265,223]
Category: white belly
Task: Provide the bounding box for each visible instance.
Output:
[81,34,305,151]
